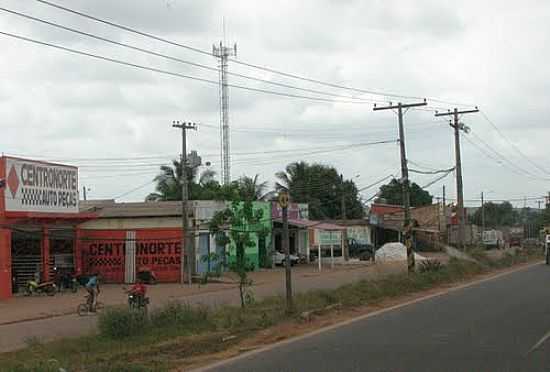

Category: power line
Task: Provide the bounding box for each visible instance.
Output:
[0,31,367,105]
[33,0,473,108]
[480,110,550,176]
[0,6,380,104]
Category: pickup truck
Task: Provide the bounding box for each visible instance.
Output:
[347,238,375,261]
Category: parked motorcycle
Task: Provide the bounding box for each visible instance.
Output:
[53,267,79,293]
[25,280,56,296]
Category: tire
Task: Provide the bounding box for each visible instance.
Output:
[46,286,56,296]
[77,303,88,316]
[71,284,78,293]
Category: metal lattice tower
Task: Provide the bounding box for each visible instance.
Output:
[213,41,237,185]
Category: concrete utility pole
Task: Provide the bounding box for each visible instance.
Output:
[340,174,349,261]
[173,120,197,286]
[435,107,479,249]
[374,100,427,273]
[279,191,293,312]
[481,192,485,234]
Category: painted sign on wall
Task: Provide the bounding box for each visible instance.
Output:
[3,157,78,213]
[79,229,183,283]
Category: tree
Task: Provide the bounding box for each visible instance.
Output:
[147,161,270,203]
[146,159,210,201]
[235,174,269,201]
[276,161,364,219]
[470,201,518,227]
[209,200,268,308]
[375,179,433,207]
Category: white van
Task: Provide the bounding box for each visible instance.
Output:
[482,230,504,249]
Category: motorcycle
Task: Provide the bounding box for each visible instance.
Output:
[25,280,56,296]
[127,291,150,312]
[53,267,79,293]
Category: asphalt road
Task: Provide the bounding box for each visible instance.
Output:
[208,263,550,372]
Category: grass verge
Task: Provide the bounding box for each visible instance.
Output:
[0,248,541,372]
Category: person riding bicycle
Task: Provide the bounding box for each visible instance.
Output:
[85,273,100,312]
[128,278,147,307]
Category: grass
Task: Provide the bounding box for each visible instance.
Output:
[0,248,541,372]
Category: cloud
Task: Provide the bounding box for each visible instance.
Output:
[0,0,548,206]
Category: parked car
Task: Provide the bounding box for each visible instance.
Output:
[272,251,299,266]
[348,238,375,261]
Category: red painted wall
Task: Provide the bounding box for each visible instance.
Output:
[78,228,183,283]
[0,229,11,299]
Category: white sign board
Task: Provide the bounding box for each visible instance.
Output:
[4,157,79,213]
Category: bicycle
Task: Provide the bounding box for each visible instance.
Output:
[77,294,104,316]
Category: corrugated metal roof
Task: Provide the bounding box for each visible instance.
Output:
[82,201,182,218]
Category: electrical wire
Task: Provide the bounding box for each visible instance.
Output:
[480,110,550,176]
[0,6,380,104]
[33,0,474,108]
[0,31,367,105]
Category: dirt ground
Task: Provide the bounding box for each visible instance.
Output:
[0,261,386,326]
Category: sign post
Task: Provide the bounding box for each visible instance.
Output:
[279,191,293,313]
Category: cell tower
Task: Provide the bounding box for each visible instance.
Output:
[213,41,237,185]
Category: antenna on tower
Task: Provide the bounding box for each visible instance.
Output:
[213,25,237,185]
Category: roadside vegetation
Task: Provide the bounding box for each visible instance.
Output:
[0,248,541,372]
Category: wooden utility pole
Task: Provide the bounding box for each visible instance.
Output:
[279,191,293,312]
[374,100,427,272]
[173,120,197,286]
[435,107,479,249]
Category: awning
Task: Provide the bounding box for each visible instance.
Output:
[273,218,346,231]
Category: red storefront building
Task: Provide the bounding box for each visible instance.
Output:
[0,156,94,299]
[0,156,186,300]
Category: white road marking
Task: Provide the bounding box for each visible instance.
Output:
[528,328,550,354]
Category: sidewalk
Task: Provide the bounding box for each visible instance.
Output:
[0,261,408,352]
[0,262,380,326]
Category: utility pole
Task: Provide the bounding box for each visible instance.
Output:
[279,191,293,312]
[340,174,349,260]
[481,191,485,234]
[82,186,87,201]
[443,185,448,244]
[435,107,479,249]
[173,120,197,286]
[538,200,543,210]
[213,41,237,185]
[374,100,427,272]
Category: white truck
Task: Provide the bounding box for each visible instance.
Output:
[482,229,504,249]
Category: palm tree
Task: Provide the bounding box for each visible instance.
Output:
[146,160,214,201]
[235,174,269,201]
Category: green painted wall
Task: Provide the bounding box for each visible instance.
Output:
[227,201,273,270]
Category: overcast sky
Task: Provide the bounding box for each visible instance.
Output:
[1,0,549,208]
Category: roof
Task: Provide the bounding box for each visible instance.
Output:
[82,201,182,218]
[273,218,346,230]
[320,219,370,227]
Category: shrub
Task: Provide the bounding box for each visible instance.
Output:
[98,307,147,339]
[418,259,443,273]
[150,302,212,332]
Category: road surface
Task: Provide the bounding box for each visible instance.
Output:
[208,262,550,372]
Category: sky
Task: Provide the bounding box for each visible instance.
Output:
[0,0,549,208]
